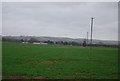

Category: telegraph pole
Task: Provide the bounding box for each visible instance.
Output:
[90,17,94,46]
[87,32,88,45]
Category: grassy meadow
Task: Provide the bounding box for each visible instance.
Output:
[2,42,118,79]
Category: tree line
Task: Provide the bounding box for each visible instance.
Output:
[2,37,118,48]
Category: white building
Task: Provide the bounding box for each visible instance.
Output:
[33,42,48,44]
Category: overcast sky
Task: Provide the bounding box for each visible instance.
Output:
[2,2,118,40]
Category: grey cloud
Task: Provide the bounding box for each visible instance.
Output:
[2,2,118,40]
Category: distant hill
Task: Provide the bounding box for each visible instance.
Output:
[2,36,118,45]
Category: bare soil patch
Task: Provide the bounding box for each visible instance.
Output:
[31,60,80,64]
[32,54,40,58]
[2,75,48,79]
[75,71,92,75]
[32,60,65,64]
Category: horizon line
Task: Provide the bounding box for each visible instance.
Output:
[1,34,118,41]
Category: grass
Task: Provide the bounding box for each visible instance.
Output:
[2,42,118,79]
[0,41,2,80]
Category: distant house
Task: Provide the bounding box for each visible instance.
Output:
[40,43,48,44]
[33,42,48,44]
[22,42,28,44]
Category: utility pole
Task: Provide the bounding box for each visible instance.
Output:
[87,32,88,45]
[90,17,94,46]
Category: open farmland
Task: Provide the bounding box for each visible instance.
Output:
[2,42,118,79]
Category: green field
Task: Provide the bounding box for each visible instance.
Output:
[2,42,118,79]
